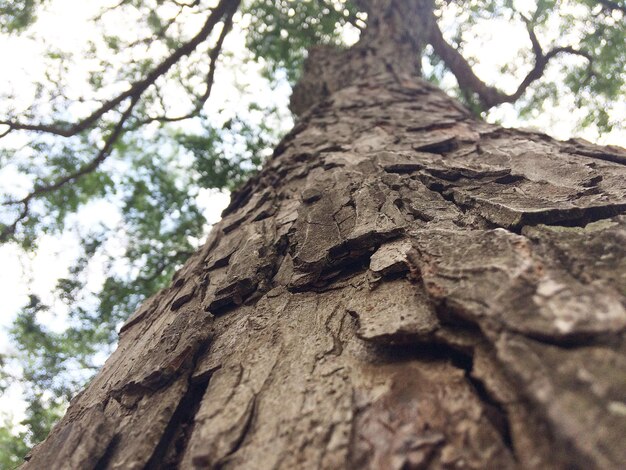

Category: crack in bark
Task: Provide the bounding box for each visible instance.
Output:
[213,395,257,469]
[144,373,213,469]
[92,435,121,470]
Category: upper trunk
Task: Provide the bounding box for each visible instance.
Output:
[291,0,433,116]
[23,2,626,469]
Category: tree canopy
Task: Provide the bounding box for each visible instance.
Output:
[0,0,624,466]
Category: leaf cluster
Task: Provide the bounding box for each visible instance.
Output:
[0,0,47,33]
[244,0,360,83]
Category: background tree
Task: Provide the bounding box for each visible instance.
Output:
[0,0,625,467]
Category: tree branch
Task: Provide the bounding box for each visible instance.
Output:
[0,0,240,138]
[23,96,140,204]
[0,94,139,243]
[0,0,242,244]
[0,0,242,243]
[427,11,594,109]
[132,6,235,127]
[427,15,505,108]
[171,0,202,8]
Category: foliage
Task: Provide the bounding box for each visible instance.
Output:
[0,0,624,464]
[429,0,626,131]
[0,422,31,469]
[0,0,47,33]
[244,0,361,83]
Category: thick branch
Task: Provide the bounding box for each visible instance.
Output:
[428,12,593,109]
[427,19,504,108]
[0,0,240,138]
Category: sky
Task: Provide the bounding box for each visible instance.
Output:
[0,0,624,430]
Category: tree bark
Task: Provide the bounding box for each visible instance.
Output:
[24,1,626,468]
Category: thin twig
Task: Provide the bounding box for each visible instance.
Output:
[132,8,235,126]
[0,0,240,138]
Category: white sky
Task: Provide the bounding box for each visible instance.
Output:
[0,0,624,428]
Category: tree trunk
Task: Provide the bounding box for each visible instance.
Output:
[24,1,626,469]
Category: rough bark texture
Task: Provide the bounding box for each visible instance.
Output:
[24,1,626,469]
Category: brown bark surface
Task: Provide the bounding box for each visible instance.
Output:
[24,2,626,469]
